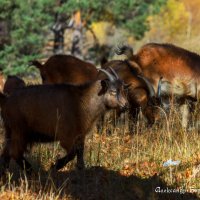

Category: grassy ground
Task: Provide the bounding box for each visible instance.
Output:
[0,108,200,200]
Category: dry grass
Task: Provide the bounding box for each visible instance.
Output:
[0,107,200,200]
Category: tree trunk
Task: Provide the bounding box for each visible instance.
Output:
[71,11,83,59]
[52,15,65,54]
[51,0,69,54]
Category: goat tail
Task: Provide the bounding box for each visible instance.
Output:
[115,44,135,60]
[0,92,6,107]
[28,60,43,69]
[115,44,142,74]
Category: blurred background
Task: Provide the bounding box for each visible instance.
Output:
[0,0,199,75]
[1,2,200,199]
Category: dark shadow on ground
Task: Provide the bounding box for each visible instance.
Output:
[23,166,200,200]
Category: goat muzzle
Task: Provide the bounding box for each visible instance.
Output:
[119,102,129,112]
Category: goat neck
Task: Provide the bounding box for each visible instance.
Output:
[79,81,107,132]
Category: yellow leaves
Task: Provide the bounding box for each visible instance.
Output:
[185,168,192,179]
[175,164,200,185]
[163,0,189,34]
[145,0,190,42]
[73,10,82,27]
[145,0,200,50]
[183,0,200,36]
[120,164,134,176]
[119,160,159,178]
[138,161,159,177]
[90,21,114,45]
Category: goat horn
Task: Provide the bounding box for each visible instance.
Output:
[157,77,163,98]
[109,67,119,80]
[137,75,156,97]
[99,69,115,82]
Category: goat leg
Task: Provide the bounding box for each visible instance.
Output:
[76,141,85,170]
[15,156,32,173]
[0,144,11,175]
[0,156,10,176]
[51,146,77,171]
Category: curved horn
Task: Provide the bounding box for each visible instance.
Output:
[137,75,156,97]
[99,69,115,82]
[109,67,119,79]
[157,77,163,98]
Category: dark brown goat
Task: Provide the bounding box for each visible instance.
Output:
[3,75,25,95]
[116,43,200,127]
[102,60,162,125]
[30,55,98,84]
[0,68,128,172]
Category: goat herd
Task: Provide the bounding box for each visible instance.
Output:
[0,42,199,174]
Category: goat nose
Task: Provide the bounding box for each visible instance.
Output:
[120,102,129,112]
[124,102,129,110]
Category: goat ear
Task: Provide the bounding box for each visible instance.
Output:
[98,80,109,96]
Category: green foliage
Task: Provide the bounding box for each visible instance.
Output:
[110,0,167,39]
[61,0,167,39]
[0,0,55,75]
[0,0,166,75]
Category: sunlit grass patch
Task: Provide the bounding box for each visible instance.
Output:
[0,107,199,199]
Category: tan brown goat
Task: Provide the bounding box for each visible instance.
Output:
[115,43,200,127]
[0,68,128,172]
